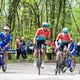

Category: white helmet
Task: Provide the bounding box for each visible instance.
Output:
[62,27,68,33]
[3,26,10,30]
[42,22,49,27]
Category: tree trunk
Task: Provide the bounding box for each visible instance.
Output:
[62,0,66,27]
[55,0,62,39]
[50,0,55,41]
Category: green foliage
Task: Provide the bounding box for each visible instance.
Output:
[0,0,80,49]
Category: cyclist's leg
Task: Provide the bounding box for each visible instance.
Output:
[56,50,61,61]
[41,49,45,67]
[41,49,45,60]
[71,52,76,67]
[4,52,8,66]
[33,47,38,66]
[63,46,67,60]
[41,44,46,67]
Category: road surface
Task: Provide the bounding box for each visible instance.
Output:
[0,62,80,80]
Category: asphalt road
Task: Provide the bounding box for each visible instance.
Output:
[0,62,80,80]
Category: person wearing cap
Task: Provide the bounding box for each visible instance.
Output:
[33,22,50,67]
[0,26,12,65]
[55,27,72,63]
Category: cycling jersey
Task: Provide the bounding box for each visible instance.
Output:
[0,32,12,50]
[68,42,77,56]
[56,33,72,42]
[56,33,72,51]
[35,28,50,39]
[51,42,56,51]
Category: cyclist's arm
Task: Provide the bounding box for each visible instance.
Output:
[33,29,40,44]
[33,37,36,44]
[47,29,50,39]
[56,33,62,41]
[68,42,76,53]
[67,33,72,42]
[4,35,12,48]
[4,43,10,48]
[0,32,3,38]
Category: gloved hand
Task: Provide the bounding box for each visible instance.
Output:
[33,44,36,47]
[3,47,6,51]
[67,49,72,57]
[0,47,1,51]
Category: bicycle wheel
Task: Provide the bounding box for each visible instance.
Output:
[2,62,7,72]
[55,60,61,75]
[37,50,42,75]
[61,61,67,73]
[70,60,76,72]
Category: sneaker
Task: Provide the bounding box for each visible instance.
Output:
[41,62,44,68]
[34,60,36,67]
[16,60,20,63]
[24,59,28,61]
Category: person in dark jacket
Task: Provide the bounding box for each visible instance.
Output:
[20,37,27,60]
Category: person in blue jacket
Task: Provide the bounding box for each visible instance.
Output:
[68,40,77,68]
[0,26,12,64]
[20,37,27,60]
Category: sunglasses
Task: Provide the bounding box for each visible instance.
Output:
[4,29,9,32]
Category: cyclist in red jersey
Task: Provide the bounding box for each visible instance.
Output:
[33,22,50,68]
[55,27,72,62]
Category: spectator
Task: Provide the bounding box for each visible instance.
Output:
[20,37,27,60]
[76,39,80,56]
[46,40,53,62]
[26,40,33,54]
[51,40,56,55]
[16,36,25,62]
[16,36,21,62]
[77,40,80,46]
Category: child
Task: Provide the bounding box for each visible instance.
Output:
[46,40,53,62]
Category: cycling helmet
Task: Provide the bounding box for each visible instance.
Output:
[3,26,10,31]
[62,27,68,34]
[42,22,49,28]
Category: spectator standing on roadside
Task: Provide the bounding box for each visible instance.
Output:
[16,36,21,62]
[20,37,27,60]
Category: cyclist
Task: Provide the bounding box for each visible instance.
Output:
[55,27,72,63]
[33,22,50,68]
[68,40,77,68]
[0,26,12,65]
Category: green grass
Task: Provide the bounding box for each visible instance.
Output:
[8,53,80,64]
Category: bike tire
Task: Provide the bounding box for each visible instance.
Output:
[37,50,42,75]
[61,61,67,73]
[70,60,76,72]
[2,63,7,72]
[55,60,61,75]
